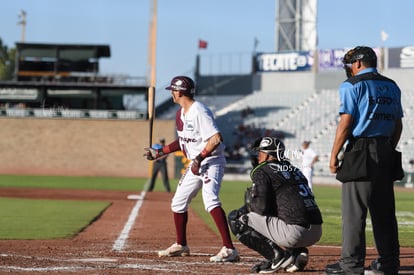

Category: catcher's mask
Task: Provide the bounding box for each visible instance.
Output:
[342,46,377,78]
[251,137,285,161]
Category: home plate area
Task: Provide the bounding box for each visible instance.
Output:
[0,190,413,274]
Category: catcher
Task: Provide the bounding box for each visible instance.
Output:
[228,136,323,273]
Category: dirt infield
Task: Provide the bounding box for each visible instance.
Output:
[0,188,413,274]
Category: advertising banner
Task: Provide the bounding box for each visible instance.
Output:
[256,48,382,72]
[318,49,348,71]
[318,47,382,71]
[0,88,38,100]
[255,51,313,72]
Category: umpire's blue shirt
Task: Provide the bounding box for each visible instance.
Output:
[338,68,403,138]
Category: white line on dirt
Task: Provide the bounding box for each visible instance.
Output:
[73,258,118,262]
[1,266,93,272]
[112,191,146,251]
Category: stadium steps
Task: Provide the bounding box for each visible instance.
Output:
[158,86,414,177]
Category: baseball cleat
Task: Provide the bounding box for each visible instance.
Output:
[209,246,240,262]
[259,250,293,274]
[251,260,272,273]
[286,247,309,272]
[158,243,190,257]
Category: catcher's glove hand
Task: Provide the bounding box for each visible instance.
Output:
[144,147,164,160]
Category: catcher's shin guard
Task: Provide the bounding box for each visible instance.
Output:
[228,211,282,260]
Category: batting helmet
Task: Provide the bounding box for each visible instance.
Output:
[165,76,195,97]
[251,137,285,160]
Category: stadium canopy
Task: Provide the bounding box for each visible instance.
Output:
[16,42,110,61]
[0,43,149,118]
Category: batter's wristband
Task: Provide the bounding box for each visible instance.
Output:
[200,149,209,159]
[163,139,180,154]
[195,154,204,162]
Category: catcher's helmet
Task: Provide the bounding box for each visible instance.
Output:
[251,136,285,160]
[342,46,377,67]
[165,76,195,97]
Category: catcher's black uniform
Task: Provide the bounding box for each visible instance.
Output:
[248,159,323,227]
[229,158,322,262]
[228,136,323,273]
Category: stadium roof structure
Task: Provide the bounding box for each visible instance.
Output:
[15,42,111,61]
[0,42,149,116]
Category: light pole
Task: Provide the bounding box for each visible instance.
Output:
[17,10,27,42]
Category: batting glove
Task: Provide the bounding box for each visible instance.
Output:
[144,147,164,160]
[191,154,204,175]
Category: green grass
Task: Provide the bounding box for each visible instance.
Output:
[0,174,147,191]
[0,174,140,239]
[0,174,413,247]
[192,182,414,247]
[0,197,109,239]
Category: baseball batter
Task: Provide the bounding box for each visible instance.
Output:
[145,76,239,262]
[228,137,323,273]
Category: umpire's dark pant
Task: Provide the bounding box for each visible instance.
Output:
[148,160,170,192]
[340,138,400,274]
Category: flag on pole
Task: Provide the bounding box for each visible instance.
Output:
[198,39,208,49]
[381,30,389,42]
[253,37,259,52]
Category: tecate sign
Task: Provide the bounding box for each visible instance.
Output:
[255,52,313,72]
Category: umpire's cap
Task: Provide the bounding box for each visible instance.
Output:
[342,46,377,67]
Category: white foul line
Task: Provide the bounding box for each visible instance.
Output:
[112,191,146,251]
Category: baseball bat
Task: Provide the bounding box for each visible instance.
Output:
[148,86,156,147]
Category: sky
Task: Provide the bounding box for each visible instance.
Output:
[1,0,414,104]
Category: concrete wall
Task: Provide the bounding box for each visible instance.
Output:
[196,75,253,95]
[383,68,414,91]
[256,71,315,92]
[315,71,346,90]
[0,118,176,178]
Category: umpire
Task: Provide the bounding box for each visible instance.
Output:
[326,46,403,275]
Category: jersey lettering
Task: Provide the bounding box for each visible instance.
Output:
[179,137,197,143]
[298,183,318,209]
[368,112,395,121]
[304,198,317,208]
[298,183,310,197]
[369,96,392,105]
